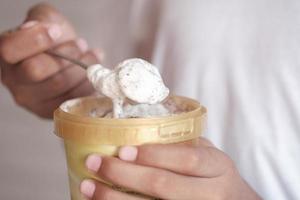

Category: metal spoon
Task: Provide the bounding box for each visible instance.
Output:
[46,50,89,69]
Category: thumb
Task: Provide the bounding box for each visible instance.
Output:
[0,3,78,64]
[24,3,77,43]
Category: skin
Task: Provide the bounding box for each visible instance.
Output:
[82,138,262,200]
[0,3,261,199]
[0,3,101,118]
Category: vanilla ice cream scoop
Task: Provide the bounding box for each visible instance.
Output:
[117,59,169,104]
[87,58,169,118]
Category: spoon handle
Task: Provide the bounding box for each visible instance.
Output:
[46,50,89,69]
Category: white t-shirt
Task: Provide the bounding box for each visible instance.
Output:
[120,1,299,199]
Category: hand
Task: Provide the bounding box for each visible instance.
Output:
[0,3,102,118]
[80,137,262,200]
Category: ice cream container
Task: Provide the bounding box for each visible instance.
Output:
[54,95,207,199]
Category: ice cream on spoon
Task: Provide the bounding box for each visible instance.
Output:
[87,58,170,118]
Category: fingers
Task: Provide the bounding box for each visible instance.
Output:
[83,139,244,200]
[15,49,98,99]
[26,3,67,23]
[13,53,60,83]
[0,2,77,65]
[11,39,88,83]
[25,3,76,42]
[85,155,209,200]
[80,180,147,200]
[118,138,232,178]
[0,22,64,64]
[12,64,86,102]
[19,49,98,100]
[4,49,100,118]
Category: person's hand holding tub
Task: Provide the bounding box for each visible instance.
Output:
[80,138,261,200]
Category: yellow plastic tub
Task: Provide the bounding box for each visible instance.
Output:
[54,95,207,200]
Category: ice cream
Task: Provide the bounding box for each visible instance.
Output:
[103,103,170,118]
[87,58,170,118]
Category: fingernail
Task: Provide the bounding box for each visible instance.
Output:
[80,179,96,198]
[86,154,102,172]
[92,49,105,61]
[119,146,138,161]
[76,38,88,52]
[20,21,38,29]
[47,24,62,41]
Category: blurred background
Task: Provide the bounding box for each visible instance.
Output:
[0,0,135,199]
